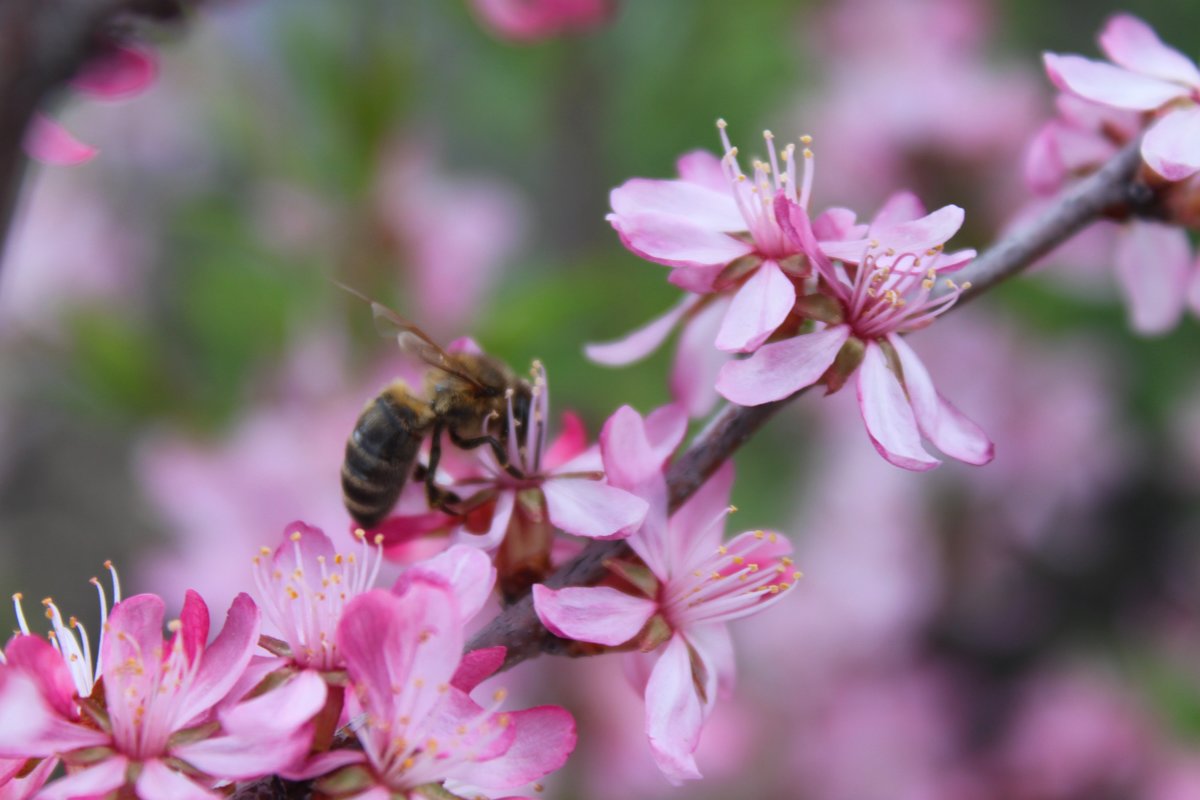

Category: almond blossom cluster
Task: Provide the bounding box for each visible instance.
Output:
[1031,13,1200,334]
[595,120,994,470]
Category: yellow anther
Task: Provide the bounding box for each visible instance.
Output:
[913,257,922,267]
[286,587,299,600]
[728,504,738,513]
[922,279,934,290]
[354,528,366,540]
[748,564,759,573]
[779,582,791,590]
[718,545,728,555]
[733,556,745,565]
[717,118,728,128]
[694,570,703,577]
[41,597,52,606]
[426,738,439,753]
[961,281,972,290]
[259,547,271,555]
[494,688,508,702]
[402,757,415,771]
[800,134,813,144]
[413,678,425,689]
[945,279,956,289]
[373,534,384,545]
[764,130,774,139]
[711,571,722,580]
[290,531,302,542]
[754,530,765,539]
[803,148,813,159]
[768,586,780,594]
[782,556,794,566]
[794,571,804,580]
[334,554,344,565]
[768,532,777,543]
[167,619,182,632]
[11,592,21,601]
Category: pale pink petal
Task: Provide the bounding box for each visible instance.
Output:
[134,759,218,800]
[610,178,745,232]
[1025,123,1067,194]
[585,294,698,365]
[888,334,994,465]
[218,670,326,736]
[3,635,78,718]
[1115,220,1191,334]
[715,324,851,406]
[102,594,165,709]
[669,461,735,569]
[278,748,365,782]
[643,403,689,466]
[811,207,860,241]
[609,213,754,269]
[448,706,577,792]
[0,672,51,751]
[35,756,128,800]
[178,593,261,723]
[830,204,964,260]
[1044,52,1187,110]
[774,195,833,275]
[1142,106,1200,181]
[532,585,657,646]
[713,260,796,353]
[675,149,728,192]
[670,296,730,417]
[23,114,97,166]
[1099,14,1200,86]
[272,521,335,574]
[669,263,723,293]
[857,342,939,471]
[600,404,662,490]
[452,647,507,692]
[683,623,736,704]
[644,635,704,784]
[869,191,926,230]
[0,756,55,799]
[542,478,648,539]
[402,544,496,622]
[72,44,157,99]
[174,725,314,780]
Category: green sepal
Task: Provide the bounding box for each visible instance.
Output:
[61,746,117,767]
[415,782,471,799]
[315,763,375,797]
[604,559,661,599]
[714,254,763,290]
[793,293,845,325]
[258,634,293,658]
[823,336,866,395]
[636,615,673,653]
[167,721,220,749]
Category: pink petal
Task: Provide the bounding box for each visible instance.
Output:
[675,149,728,192]
[869,191,926,230]
[133,759,218,800]
[449,706,577,792]
[585,294,698,366]
[685,624,736,703]
[532,585,657,646]
[402,544,496,621]
[0,756,55,799]
[72,43,157,99]
[272,521,335,573]
[3,635,78,719]
[644,635,704,784]
[452,647,507,692]
[1099,13,1200,86]
[0,671,52,750]
[713,260,796,353]
[610,178,744,232]
[174,725,314,780]
[1024,123,1067,194]
[774,195,832,275]
[102,594,165,708]
[1114,220,1191,334]
[218,670,326,737]
[600,404,663,490]
[669,263,724,293]
[715,324,851,406]
[609,212,754,269]
[670,297,729,417]
[178,589,211,665]
[824,205,965,263]
[1043,52,1187,110]
[1142,106,1200,181]
[541,411,588,470]
[25,114,97,166]
[35,756,128,800]
[542,478,649,539]
[278,748,366,782]
[856,342,939,471]
[811,207,860,241]
[888,334,994,466]
[178,593,261,723]
[669,460,735,569]
[643,403,689,466]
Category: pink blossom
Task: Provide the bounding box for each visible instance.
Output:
[533,405,797,783]
[0,570,324,799]
[326,579,576,798]
[717,193,992,470]
[1044,13,1200,181]
[1024,92,1200,334]
[25,43,156,166]
[470,0,614,42]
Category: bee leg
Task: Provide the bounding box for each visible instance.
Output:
[449,430,526,479]
[423,424,463,511]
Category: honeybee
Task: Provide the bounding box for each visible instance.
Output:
[341,297,533,529]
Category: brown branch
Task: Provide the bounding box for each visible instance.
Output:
[466,137,1148,670]
[0,0,188,265]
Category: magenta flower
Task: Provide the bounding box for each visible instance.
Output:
[1024,93,1200,335]
[715,193,993,471]
[25,43,156,166]
[470,0,614,42]
[326,580,576,798]
[1044,13,1200,181]
[533,405,798,783]
[0,572,324,799]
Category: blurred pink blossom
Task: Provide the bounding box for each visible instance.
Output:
[375,144,526,339]
[1045,13,1200,181]
[470,0,614,42]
